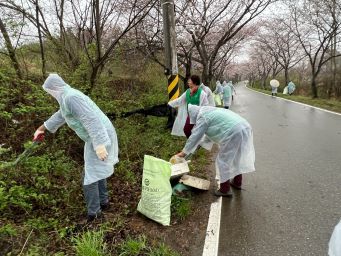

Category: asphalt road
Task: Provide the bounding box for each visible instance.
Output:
[218,83,341,256]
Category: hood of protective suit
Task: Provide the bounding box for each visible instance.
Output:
[43,74,70,103]
[216,81,221,85]
[188,104,201,124]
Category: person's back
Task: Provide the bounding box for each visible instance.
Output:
[50,86,115,146]
[222,84,232,108]
[62,87,113,129]
[223,85,231,97]
[200,83,215,106]
[287,81,296,95]
[177,104,255,197]
[215,81,223,94]
[199,107,247,143]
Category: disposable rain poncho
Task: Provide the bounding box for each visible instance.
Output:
[168,88,209,136]
[271,86,278,93]
[228,81,236,96]
[329,220,341,256]
[222,82,232,107]
[288,81,296,94]
[200,83,215,106]
[183,105,255,182]
[43,74,119,185]
[214,81,223,94]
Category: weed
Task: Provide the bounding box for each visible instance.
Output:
[171,196,192,221]
[73,229,107,256]
[26,245,45,256]
[25,217,59,230]
[118,235,147,256]
[115,159,139,184]
[148,243,180,256]
[0,224,18,237]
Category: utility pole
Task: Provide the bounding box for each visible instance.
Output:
[161,0,179,128]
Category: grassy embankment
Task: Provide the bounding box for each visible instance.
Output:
[248,87,341,113]
[0,59,209,255]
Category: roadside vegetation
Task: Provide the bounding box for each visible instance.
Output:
[0,54,207,254]
[248,85,341,114]
[1,0,340,254]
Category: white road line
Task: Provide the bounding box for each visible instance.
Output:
[245,86,341,116]
[202,197,222,256]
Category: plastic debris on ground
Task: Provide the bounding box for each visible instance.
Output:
[179,174,210,190]
[172,183,191,196]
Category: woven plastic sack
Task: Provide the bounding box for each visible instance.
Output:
[137,155,172,226]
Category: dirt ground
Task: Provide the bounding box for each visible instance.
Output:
[126,148,219,256]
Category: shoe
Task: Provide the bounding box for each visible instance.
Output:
[214,189,232,197]
[87,212,103,223]
[100,202,110,211]
[230,181,242,190]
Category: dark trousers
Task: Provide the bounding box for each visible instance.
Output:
[183,116,195,138]
[83,178,109,216]
[220,174,243,192]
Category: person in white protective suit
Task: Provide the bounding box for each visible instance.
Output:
[168,75,209,138]
[199,83,215,107]
[329,219,341,256]
[174,104,255,197]
[271,86,278,96]
[222,81,232,109]
[33,74,119,222]
[214,80,224,97]
[287,81,296,95]
[213,80,223,106]
[228,81,237,101]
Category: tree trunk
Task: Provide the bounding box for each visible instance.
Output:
[0,18,22,79]
[207,66,214,87]
[311,75,318,98]
[262,77,266,89]
[89,61,105,92]
[36,1,47,78]
[184,53,192,90]
[90,65,100,90]
[201,64,209,85]
[94,0,102,62]
[199,59,215,86]
[284,67,289,87]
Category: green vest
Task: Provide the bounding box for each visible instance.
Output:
[186,87,202,106]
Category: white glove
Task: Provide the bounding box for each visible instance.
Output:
[95,145,108,161]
